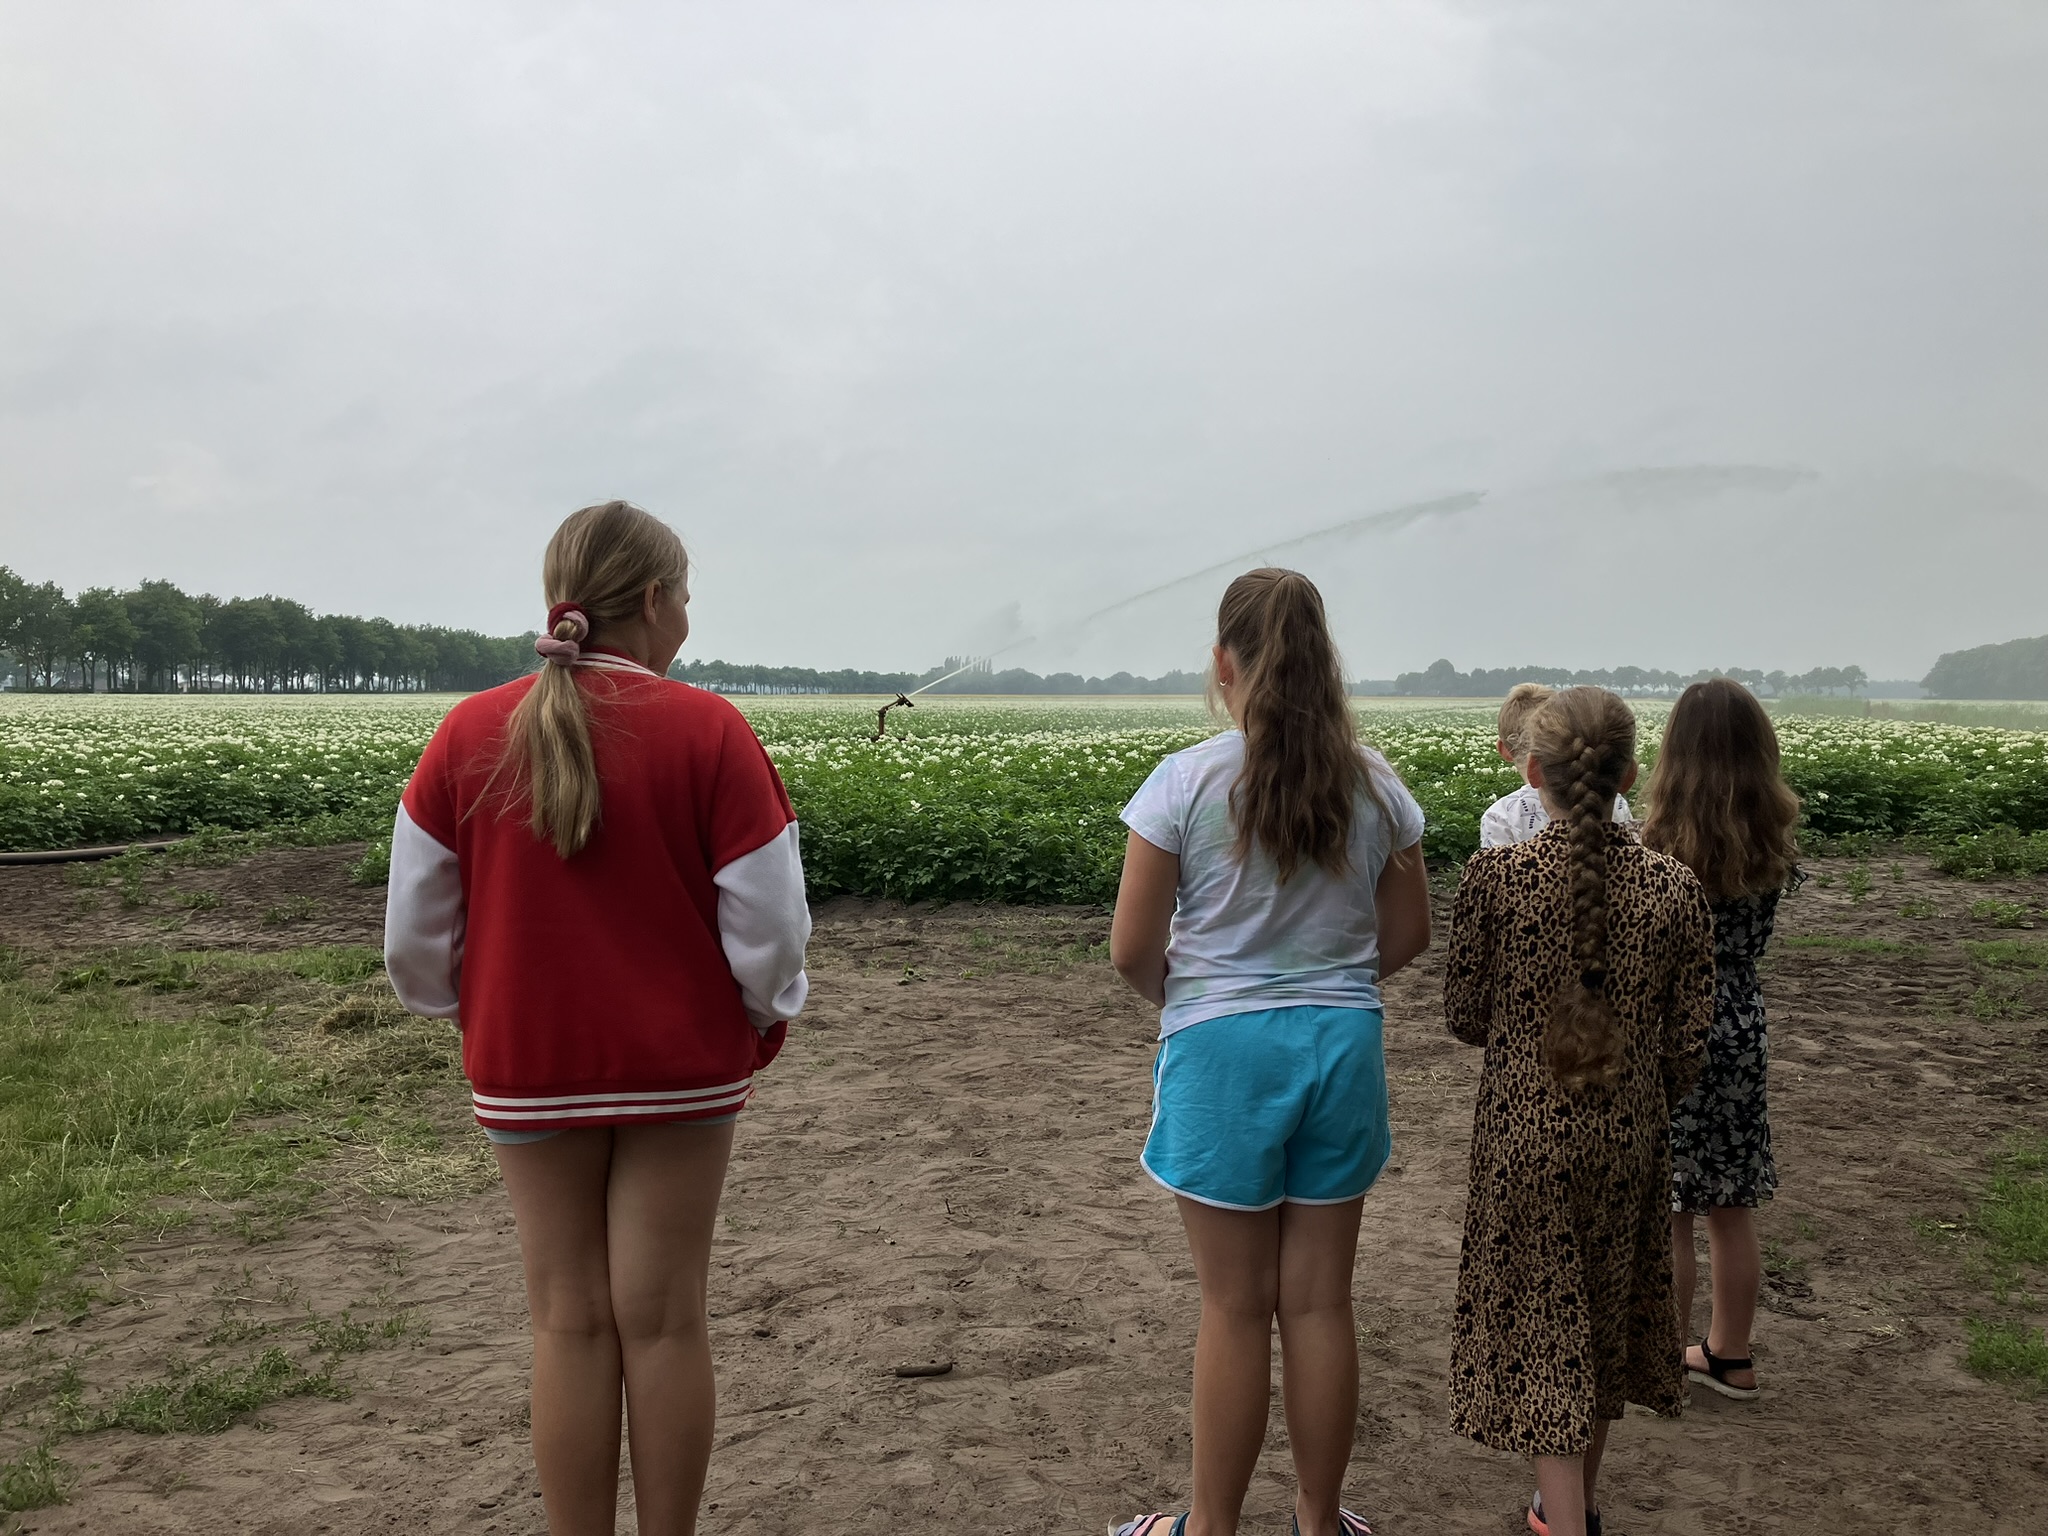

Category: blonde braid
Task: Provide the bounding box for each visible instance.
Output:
[1529,691,1637,1089]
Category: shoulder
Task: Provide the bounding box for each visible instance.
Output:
[429,676,533,749]
[1625,842,1710,908]
[1457,843,1513,890]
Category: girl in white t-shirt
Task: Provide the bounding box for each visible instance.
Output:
[1108,568,1432,1536]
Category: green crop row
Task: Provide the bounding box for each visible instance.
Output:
[4,695,2046,902]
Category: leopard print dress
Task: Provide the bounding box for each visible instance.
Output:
[1443,823,1715,1458]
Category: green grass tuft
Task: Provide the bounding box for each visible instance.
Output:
[1964,1319,2048,1392]
[1781,934,1916,954]
[86,1347,347,1434]
[1970,898,2036,928]
[1965,939,2048,972]
[1979,1134,2048,1270]
[0,1442,74,1512]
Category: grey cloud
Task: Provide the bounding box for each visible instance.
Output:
[1,1,2043,678]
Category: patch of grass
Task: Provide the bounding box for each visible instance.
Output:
[1781,934,1915,955]
[260,894,322,926]
[300,1306,426,1356]
[1970,898,2036,928]
[1972,981,2027,1022]
[172,888,222,911]
[87,1347,347,1434]
[1900,898,1939,918]
[273,946,383,986]
[1845,863,1873,903]
[1979,1135,2048,1272]
[1965,939,2048,972]
[1964,1319,2048,1392]
[54,950,198,993]
[0,1442,73,1512]
[0,945,474,1325]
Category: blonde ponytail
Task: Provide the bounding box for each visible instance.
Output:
[1526,687,1637,1090]
[490,501,689,858]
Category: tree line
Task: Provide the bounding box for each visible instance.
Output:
[1384,659,1873,698]
[673,657,1208,695]
[1921,634,2048,700]
[0,567,532,693]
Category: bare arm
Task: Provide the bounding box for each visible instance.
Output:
[1110,829,1179,1008]
[1375,843,1431,980]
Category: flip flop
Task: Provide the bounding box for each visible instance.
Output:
[1528,1490,1602,1536]
[1687,1339,1761,1401]
[1291,1512,1375,1535]
[1109,1516,1186,1536]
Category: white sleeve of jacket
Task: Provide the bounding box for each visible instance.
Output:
[713,820,811,1030]
[383,804,464,1019]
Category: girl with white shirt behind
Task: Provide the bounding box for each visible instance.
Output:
[1480,682,1634,848]
[1108,569,1431,1536]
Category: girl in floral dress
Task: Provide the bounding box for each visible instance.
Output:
[1640,678,1803,1402]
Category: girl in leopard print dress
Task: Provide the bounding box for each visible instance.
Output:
[1641,678,1804,1404]
[1444,688,1715,1536]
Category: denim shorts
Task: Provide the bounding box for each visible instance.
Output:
[1142,1005,1391,1211]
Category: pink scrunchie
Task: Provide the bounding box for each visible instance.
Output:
[535,604,590,667]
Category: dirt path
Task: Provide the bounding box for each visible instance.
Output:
[3,850,2044,1533]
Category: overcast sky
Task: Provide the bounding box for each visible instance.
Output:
[2,1,2043,680]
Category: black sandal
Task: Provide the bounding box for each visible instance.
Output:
[1687,1339,1761,1401]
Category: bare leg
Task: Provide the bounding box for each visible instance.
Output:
[495,1131,624,1535]
[1582,1419,1612,1515]
[1696,1206,1761,1389]
[1275,1198,1366,1536]
[1176,1197,1282,1536]
[607,1120,735,1536]
[1670,1213,1698,1347]
[1533,1455,1587,1536]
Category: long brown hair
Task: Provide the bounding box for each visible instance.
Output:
[1213,568,1390,881]
[1641,677,1801,900]
[1527,687,1637,1090]
[490,501,689,858]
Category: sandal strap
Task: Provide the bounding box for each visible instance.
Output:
[1699,1340,1755,1377]
[1339,1513,1375,1536]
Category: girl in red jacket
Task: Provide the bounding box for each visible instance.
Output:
[385,501,809,1536]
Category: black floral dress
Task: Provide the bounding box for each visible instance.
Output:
[1669,874,1802,1212]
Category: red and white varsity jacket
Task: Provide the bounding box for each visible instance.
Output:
[382,651,810,1133]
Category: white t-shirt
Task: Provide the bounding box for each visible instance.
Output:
[1121,731,1427,1038]
[1477,782,1633,849]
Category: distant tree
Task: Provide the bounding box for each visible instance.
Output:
[71,587,138,691]
[125,581,204,691]
[12,580,73,688]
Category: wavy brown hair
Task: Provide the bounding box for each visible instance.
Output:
[1527,687,1637,1090]
[488,501,689,858]
[1212,568,1393,882]
[1640,677,1801,900]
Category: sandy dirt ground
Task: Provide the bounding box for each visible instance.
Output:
[2,847,2044,1533]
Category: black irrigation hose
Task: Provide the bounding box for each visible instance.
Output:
[0,839,184,866]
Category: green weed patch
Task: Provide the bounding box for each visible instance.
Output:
[0,946,480,1325]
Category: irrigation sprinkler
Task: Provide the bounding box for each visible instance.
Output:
[871,693,915,741]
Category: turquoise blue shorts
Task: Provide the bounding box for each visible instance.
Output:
[1142,1005,1391,1211]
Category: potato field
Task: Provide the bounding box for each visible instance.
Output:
[3,692,2047,895]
